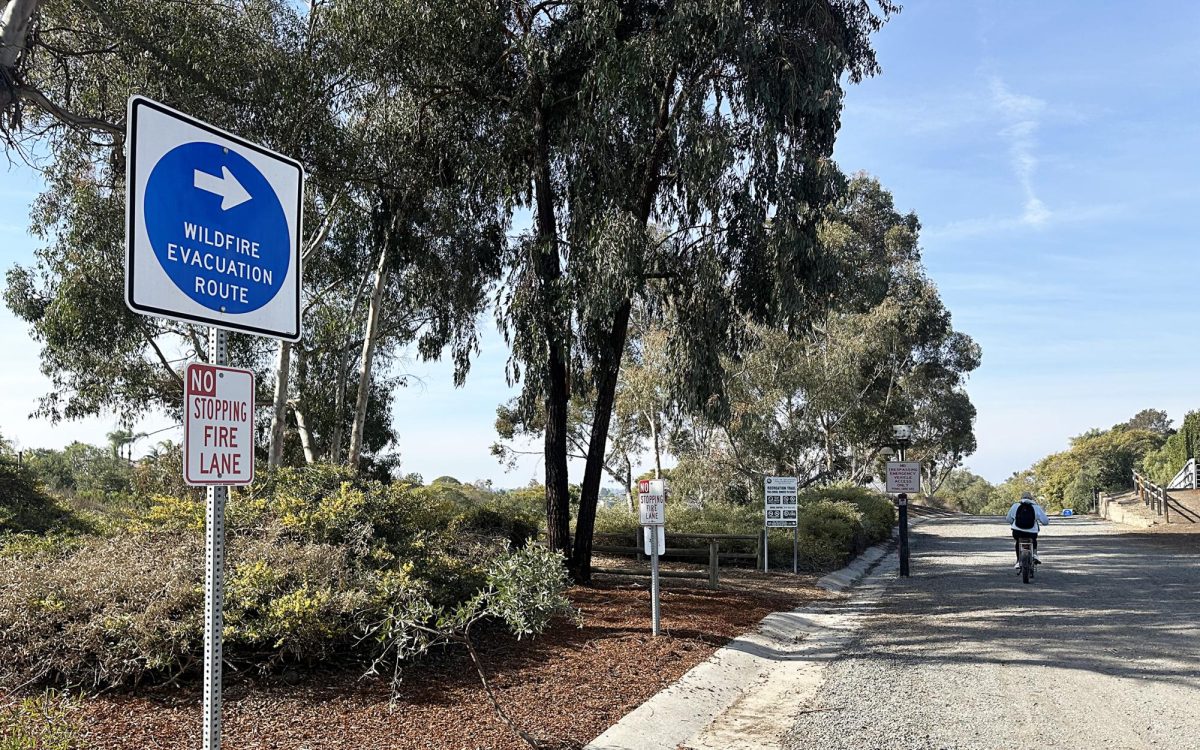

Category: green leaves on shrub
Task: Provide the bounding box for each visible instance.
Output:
[0,690,79,750]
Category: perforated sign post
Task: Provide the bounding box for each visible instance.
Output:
[126,95,303,750]
[765,476,799,573]
[638,479,667,636]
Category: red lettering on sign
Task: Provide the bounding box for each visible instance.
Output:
[187,364,217,397]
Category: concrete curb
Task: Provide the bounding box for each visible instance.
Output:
[816,537,894,593]
[584,529,909,750]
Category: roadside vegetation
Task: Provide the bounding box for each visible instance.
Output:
[936,408,1184,515]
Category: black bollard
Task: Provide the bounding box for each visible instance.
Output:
[897,492,910,577]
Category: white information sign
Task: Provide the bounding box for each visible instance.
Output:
[643,526,666,555]
[764,475,798,528]
[886,461,922,494]
[638,478,667,526]
[184,363,255,486]
[126,96,304,341]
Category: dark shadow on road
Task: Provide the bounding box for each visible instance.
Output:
[853,517,1200,691]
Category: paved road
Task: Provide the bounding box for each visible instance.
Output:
[784,517,1200,750]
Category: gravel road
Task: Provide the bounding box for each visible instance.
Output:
[784,517,1200,750]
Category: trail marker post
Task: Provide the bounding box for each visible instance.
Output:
[125,96,303,750]
[638,479,667,636]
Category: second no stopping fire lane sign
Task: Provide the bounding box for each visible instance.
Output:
[184,362,255,486]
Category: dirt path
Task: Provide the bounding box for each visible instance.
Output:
[784,517,1200,750]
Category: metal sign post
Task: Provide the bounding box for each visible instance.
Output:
[201,328,227,750]
[125,95,304,750]
[793,526,799,574]
[638,479,666,636]
[886,427,917,579]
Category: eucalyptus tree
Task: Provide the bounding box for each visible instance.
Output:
[2,0,348,432]
[3,1,501,472]
[379,0,896,579]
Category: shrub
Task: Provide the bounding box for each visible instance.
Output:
[0,460,556,689]
[0,466,85,536]
[796,500,865,570]
[0,690,79,750]
[0,532,204,687]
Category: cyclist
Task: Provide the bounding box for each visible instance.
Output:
[1006,491,1049,569]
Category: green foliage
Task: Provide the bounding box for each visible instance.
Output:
[1120,408,1173,435]
[1142,411,1200,484]
[0,690,79,750]
[365,545,579,702]
[797,500,865,571]
[0,460,87,536]
[936,470,996,514]
[592,486,893,573]
[0,461,559,688]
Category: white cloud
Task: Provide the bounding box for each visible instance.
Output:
[990,78,1052,227]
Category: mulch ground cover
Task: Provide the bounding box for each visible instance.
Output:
[67,569,828,750]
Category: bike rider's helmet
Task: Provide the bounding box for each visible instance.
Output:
[1020,490,1034,502]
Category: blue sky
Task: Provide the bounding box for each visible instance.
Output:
[3,0,1199,485]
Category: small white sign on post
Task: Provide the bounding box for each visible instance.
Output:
[184,363,255,486]
[886,461,922,494]
[638,478,667,526]
[643,526,666,556]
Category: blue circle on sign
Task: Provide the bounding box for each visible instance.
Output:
[144,142,289,314]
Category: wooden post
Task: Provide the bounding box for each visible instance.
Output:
[708,540,719,589]
[1163,488,1171,523]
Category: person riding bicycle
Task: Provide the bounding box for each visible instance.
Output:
[1006,491,1049,569]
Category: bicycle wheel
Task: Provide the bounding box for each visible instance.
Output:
[1021,550,1032,584]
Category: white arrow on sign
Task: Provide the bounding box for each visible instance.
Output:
[193,166,251,210]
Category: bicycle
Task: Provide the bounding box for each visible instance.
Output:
[1018,538,1035,584]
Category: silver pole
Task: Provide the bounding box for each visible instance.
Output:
[650,527,661,636]
[792,525,798,574]
[763,528,769,573]
[203,327,228,750]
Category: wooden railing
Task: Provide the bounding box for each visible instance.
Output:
[1133,471,1170,523]
[590,531,762,589]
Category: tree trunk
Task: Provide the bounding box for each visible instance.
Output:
[646,412,662,479]
[292,344,317,464]
[293,405,317,464]
[624,455,635,513]
[267,339,292,469]
[329,342,352,464]
[571,300,633,582]
[0,0,39,111]
[530,92,572,563]
[347,237,389,470]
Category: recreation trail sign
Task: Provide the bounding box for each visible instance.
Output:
[764,476,800,573]
[124,95,304,750]
[125,96,303,341]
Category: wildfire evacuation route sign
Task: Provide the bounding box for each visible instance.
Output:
[184,363,255,486]
[125,96,304,341]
